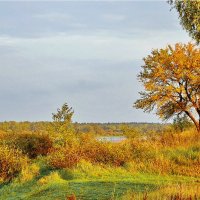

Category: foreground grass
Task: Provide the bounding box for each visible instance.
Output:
[120,184,200,200]
[0,175,198,200]
[0,160,199,200]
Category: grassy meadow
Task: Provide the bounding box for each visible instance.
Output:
[0,121,199,200]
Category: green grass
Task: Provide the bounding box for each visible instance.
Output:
[0,161,198,200]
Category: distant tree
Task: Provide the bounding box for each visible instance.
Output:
[52,103,74,135]
[169,0,200,43]
[133,43,200,133]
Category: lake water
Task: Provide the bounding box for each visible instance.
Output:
[96,136,127,143]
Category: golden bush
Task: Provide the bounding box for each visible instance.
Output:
[0,145,29,181]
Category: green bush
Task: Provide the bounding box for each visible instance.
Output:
[0,145,29,181]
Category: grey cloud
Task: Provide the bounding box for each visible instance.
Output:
[0,1,181,38]
[0,1,190,122]
[34,12,72,22]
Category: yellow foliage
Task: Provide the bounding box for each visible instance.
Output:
[134,42,200,132]
[38,172,65,185]
[0,145,29,181]
[18,163,40,183]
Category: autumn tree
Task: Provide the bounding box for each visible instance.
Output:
[169,0,200,43]
[134,43,200,132]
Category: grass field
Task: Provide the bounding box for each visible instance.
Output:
[0,159,199,200]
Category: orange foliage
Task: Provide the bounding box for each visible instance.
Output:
[134,43,200,132]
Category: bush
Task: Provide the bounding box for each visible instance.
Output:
[48,143,82,169]
[82,141,132,166]
[48,138,132,169]
[18,163,40,183]
[14,132,53,158]
[0,145,29,181]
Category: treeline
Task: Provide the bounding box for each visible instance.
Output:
[0,121,167,136]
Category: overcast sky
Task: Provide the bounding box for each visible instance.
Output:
[0,1,191,123]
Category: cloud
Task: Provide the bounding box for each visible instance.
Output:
[102,14,126,22]
[34,12,71,22]
[0,1,191,122]
[0,28,190,65]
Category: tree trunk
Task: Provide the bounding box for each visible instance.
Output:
[184,111,200,133]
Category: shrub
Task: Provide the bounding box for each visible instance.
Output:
[48,143,82,169]
[48,138,132,169]
[18,163,40,183]
[157,129,199,147]
[136,156,172,175]
[0,130,6,139]
[81,139,133,166]
[0,145,29,181]
[14,132,53,158]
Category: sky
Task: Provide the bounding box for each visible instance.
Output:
[0,1,191,123]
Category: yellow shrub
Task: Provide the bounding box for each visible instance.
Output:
[48,143,82,169]
[81,139,133,166]
[18,163,40,183]
[0,145,29,181]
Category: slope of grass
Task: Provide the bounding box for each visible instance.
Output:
[0,160,198,200]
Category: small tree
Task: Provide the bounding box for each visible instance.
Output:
[51,103,75,142]
[134,43,200,133]
[169,0,200,44]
